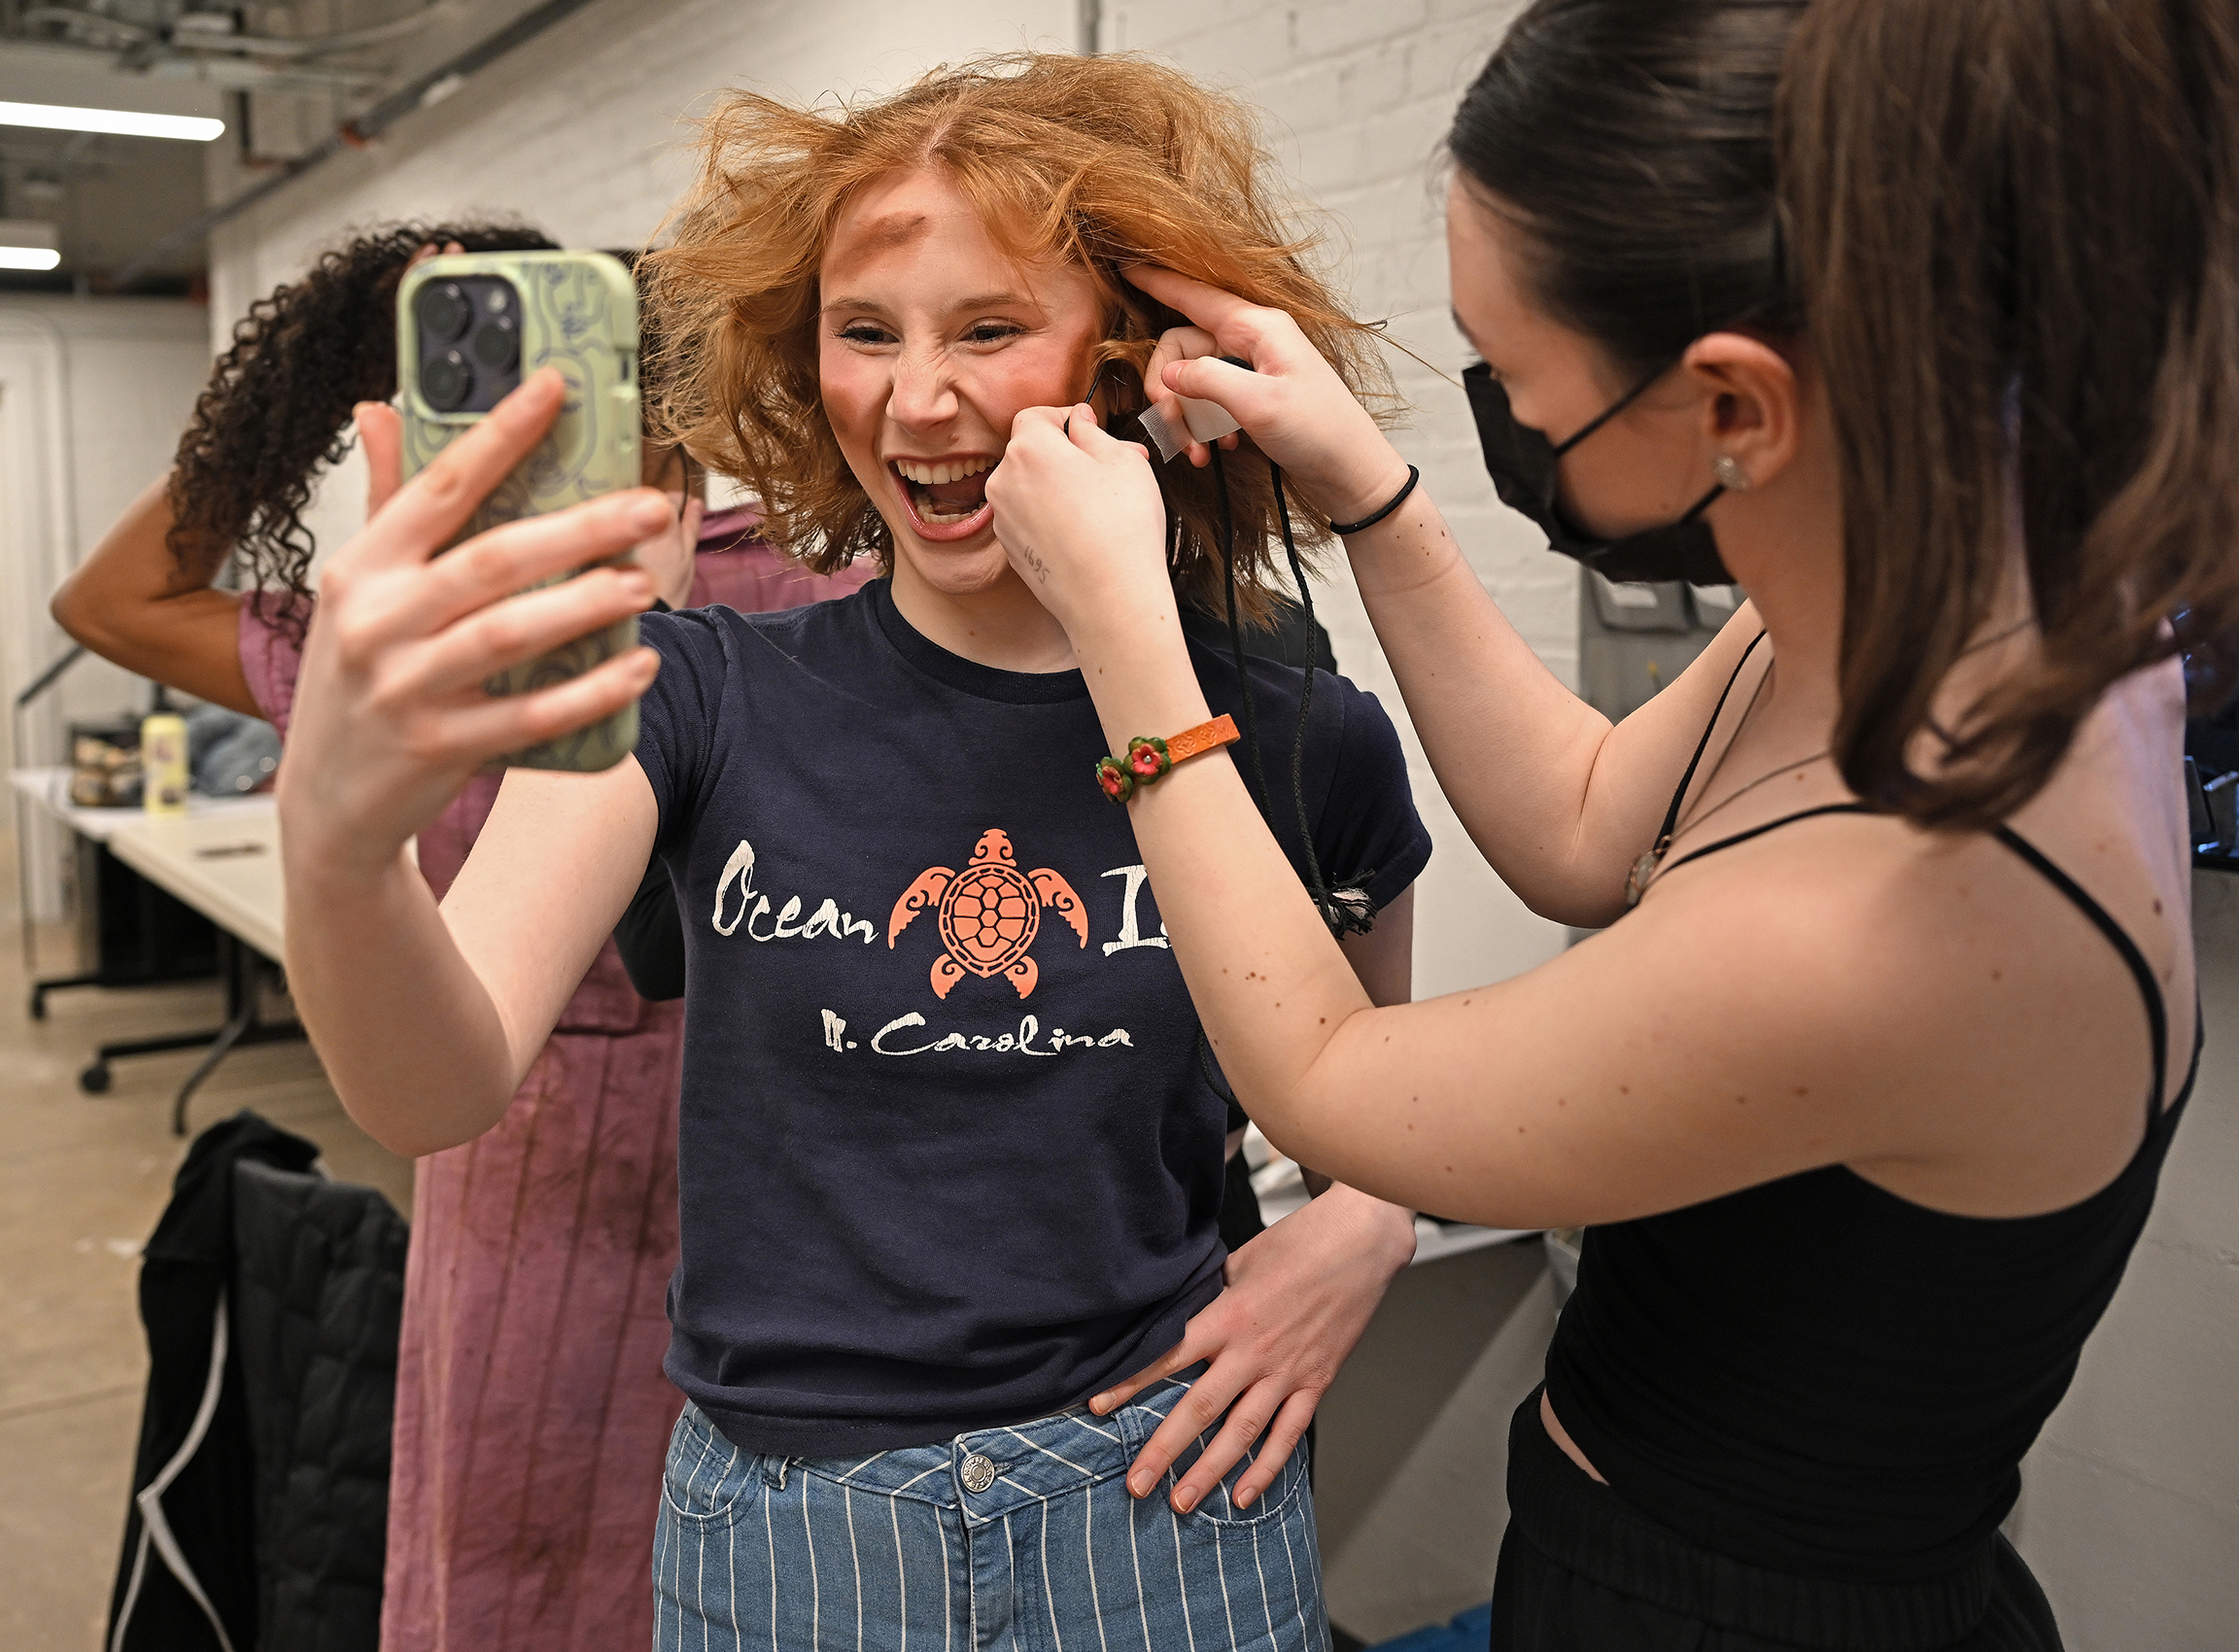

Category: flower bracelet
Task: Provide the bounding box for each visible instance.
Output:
[1094,714,1241,804]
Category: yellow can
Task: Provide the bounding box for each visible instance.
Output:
[141,710,189,815]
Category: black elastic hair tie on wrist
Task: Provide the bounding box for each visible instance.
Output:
[1326,465,1420,535]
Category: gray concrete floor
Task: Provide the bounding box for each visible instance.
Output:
[0,831,412,1650]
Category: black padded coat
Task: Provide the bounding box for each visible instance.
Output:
[107,1111,406,1652]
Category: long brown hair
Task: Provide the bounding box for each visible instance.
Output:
[643,52,1394,618]
[1781,0,2239,827]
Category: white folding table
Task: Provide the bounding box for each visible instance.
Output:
[13,768,298,1133]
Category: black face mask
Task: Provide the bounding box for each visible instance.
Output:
[1463,361,1733,586]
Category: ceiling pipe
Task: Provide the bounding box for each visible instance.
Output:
[9,17,386,91]
[167,4,452,61]
[17,7,153,44]
[109,0,605,289]
[19,2,447,60]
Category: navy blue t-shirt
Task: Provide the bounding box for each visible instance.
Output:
[635,580,1431,1456]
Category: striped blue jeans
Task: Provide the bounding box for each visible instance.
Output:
[653,1372,1329,1651]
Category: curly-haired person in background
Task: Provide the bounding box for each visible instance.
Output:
[51,221,864,1651]
[273,53,1432,1649]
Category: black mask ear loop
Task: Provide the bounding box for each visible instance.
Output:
[1553,360,1726,527]
[1552,361,1674,457]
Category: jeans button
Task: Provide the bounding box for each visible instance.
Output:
[960,1453,998,1494]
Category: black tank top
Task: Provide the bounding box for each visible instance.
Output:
[1544,640,2198,1584]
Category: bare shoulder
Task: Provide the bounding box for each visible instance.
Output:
[1306,672,2187,1230]
[1636,774,2173,1217]
[1326,817,1997,1228]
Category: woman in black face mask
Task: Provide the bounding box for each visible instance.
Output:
[987,0,2239,1646]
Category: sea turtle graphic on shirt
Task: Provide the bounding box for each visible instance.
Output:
[887,828,1087,1000]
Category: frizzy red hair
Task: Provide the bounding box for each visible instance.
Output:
[642,52,1395,616]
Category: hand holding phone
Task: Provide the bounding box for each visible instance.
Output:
[280,375,665,883]
[396,250,644,771]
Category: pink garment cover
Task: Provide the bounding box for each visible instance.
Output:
[236,521,867,1651]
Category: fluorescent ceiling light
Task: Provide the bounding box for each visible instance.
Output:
[0,248,63,271]
[0,100,224,142]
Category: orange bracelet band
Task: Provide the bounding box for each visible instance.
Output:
[1094,714,1239,804]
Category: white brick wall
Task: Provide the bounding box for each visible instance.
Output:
[1,296,216,919]
[1097,0,1569,1003]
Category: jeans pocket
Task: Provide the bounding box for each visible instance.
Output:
[1162,1411,1311,1534]
[661,1404,758,1528]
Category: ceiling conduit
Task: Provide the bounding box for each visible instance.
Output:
[110,0,606,289]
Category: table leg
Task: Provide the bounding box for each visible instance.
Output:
[80,1028,236,1093]
[32,972,106,1020]
[169,933,304,1137]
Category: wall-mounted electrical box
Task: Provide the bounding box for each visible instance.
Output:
[1576,570,1743,722]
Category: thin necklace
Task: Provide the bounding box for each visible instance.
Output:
[1629,664,1832,904]
[1673,747,1833,842]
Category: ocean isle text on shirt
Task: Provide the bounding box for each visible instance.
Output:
[710,838,1166,1056]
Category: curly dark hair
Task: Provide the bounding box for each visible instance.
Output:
[167,221,558,631]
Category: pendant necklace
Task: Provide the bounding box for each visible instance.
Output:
[1627,665,1832,907]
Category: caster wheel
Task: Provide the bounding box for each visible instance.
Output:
[80,1064,112,1094]
[29,991,47,1021]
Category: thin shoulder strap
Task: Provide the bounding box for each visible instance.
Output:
[1659,803,1875,878]
[1992,825,2171,1123]
[1652,631,1770,853]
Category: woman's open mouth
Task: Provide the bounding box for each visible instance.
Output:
[890,455,996,542]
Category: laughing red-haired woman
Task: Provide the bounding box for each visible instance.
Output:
[273,55,1432,1649]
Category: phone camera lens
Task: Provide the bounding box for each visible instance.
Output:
[473,314,520,373]
[417,281,472,343]
[423,350,474,411]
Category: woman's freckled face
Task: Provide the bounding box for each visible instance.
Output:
[818,167,1105,598]
[1445,176,1712,534]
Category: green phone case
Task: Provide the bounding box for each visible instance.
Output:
[396,250,642,772]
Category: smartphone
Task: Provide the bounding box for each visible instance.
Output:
[396,249,642,772]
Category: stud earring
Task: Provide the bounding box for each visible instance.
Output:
[1713,454,1753,493]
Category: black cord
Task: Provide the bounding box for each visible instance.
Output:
[1196,449,1378,1116]
[1268,465,1339,936]
[1207,450,1369,943]
[1210,443,1272,817]
[1197,1029,1240,1110]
